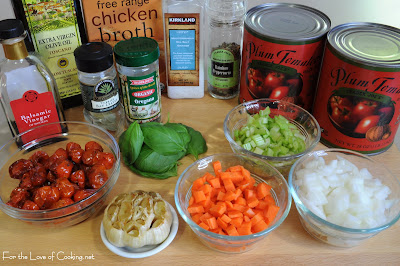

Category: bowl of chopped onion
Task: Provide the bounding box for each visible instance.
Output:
[224,99,320,177]
[288,149,400,247]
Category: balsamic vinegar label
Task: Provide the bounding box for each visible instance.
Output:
[21,0,82,100]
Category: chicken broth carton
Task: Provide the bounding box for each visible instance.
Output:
[79,0,166,88]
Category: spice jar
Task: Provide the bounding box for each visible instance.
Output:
[114,37,162,124]
[74,42,125,135]
[205,0,247,99]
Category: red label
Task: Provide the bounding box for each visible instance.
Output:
[239,28,326,111]
[312,47,400,154]
[132,89,155,98]
[130,77,154,86]
[10,91,61,143]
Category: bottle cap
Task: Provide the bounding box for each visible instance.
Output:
[114,37,160,67]
[0,19,25,40]
[74,42,114,73]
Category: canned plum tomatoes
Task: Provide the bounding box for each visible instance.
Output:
[240,3,331,111]
[313,22,400,155]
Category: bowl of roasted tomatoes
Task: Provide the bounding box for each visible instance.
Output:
[0,121,120,227]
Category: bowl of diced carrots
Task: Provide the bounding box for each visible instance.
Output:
[174,153,291,253]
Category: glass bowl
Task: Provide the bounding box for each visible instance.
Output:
[175,153,291,253]
[0,121,121,227]
[224,99,320,177]
[288,149,400,247]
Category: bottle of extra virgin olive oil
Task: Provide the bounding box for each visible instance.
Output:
[11,0,87,109]
[0,19,66,144]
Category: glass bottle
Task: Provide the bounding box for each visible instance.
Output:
[206,0,247,99]
[163,0,205,99]
[0,19,65,144]
[74,42,125,136]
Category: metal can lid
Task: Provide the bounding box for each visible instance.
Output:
[245,3,331,43]
[114,37,160,67]
[328,22,400,68]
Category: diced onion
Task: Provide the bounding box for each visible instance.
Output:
[294,156,393,229]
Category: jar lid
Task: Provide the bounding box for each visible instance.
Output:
[114,37,159,67]
[0,19,25,40]
[74,42,114,73]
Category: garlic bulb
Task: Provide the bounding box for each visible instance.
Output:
[103,190,173,248]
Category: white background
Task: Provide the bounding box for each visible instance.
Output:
[1,0,400,148]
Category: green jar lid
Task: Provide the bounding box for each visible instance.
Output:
[114,37,160,67]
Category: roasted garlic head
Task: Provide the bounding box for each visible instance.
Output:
[103,190,172,248]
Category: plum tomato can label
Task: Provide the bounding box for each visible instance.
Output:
[239,3,330,112]
[120,71,161,123]
[313,22,400,155]
[208,49,240,89]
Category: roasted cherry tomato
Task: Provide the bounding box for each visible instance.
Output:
[8,187,30,208]
[87,164,108,189]
[9,159,34,179]
[70,170,86,189]
[85,141,103,152]
[97,152,115,170]
[33,186,60,209]
[22,200,40,210]
[54,178,75,198]
[73,189,95,202]
[31,165,47,187]
[50,198,74,209]
[82,149,101,166]
[354,115,380,134]
[68,148,84,164]
[29,151,49,166]
[55,159,74,179]
[66,142,82,153]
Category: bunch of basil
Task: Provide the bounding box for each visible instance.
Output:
[119,121,207,179]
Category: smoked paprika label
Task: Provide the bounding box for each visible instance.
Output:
[239,28,326,112]
[10,91,61,143]
[80,0,166,87]
[313,46,400,154]
[119,71,161,123]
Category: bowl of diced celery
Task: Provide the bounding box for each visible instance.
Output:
[223,99,320,177]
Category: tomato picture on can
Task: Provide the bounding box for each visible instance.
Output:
[239,3,331,112]
[313,22,400,154]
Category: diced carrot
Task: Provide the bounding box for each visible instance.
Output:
[256,182,271,199]
[238,181,251,191]
[212,161,222,176]
[264,195,275,205]
[252,219,268,233]
[193,190,207,203]
[228,210,243,219]
[192,177,205,190]
[244,189,256,201]
[210,187,219,201]
[255,199,269,210]
[205,216,218,230]
[243,215,251,222]
[226,224,239,236]
[209,203,226,217]
[230,216,243,228]
[223,178,235,192]
[243,206,256,218]
[202,172,215,183]
[198,222,209,231]
[188,205,204,214]
[208,178,221,188]
[250,212,263,226]
[199,212,213,223]
[220,214,232,224]
[241,167,251,180]
[247,197,259,208]
[225,200,234,210]
[202,184,212,195]
[235,196,247,206]
[217,217,228,230]
[232,203,246,213]
[237,221,252,236]
[191,213,202,224]
[224,190,237,202]
[217,190,226,201]
[265,205,280,223]
[227,165,243,172]
[189,196,194,206]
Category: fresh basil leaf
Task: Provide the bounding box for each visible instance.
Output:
[118,121,144,165]
[185,125,207,159]
[129,161,178,179]
[134,144,185,174]
[141,123,186,155]
[165,122,191,147]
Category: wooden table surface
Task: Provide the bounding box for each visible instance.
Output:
[0,94,399,265]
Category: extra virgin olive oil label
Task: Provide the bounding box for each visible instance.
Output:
[19,0,82,101]
[80,0,167,89]
[119,71,161,123]
[164,13,200,86]
[80,77,120,113]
